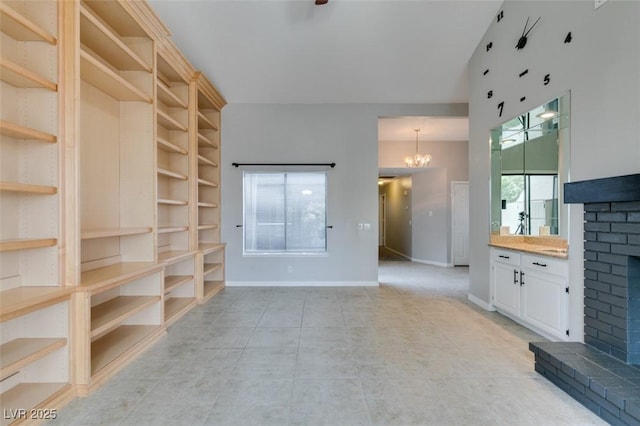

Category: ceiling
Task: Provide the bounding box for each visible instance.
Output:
[148,0,502,105]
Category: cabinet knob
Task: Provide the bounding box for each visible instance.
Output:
[532,261,547,267]
[514,269,518,285]
[520,270,525,286]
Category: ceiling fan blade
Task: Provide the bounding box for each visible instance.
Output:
[315,0,328,5]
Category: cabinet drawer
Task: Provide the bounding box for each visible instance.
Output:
[491,248,520,266]
[521,254,568,277]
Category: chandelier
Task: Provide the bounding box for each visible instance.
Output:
[404,129,432,168]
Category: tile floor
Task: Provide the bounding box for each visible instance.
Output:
[53,259,606,425]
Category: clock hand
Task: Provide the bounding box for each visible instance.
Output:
[523,17,541,37]
[521,16,530,36]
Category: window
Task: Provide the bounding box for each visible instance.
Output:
[243,172,327,254]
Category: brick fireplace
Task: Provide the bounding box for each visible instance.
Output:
[530,173,640,425]
[565,173,640,364]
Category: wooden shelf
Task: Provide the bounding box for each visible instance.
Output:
[157,80,187,109]
[203,280,225,300]
[81,227,152,240]
[0,120,56,143]
[80,48,152,103]
[0,181,57,195]
[158,226,188,234]
[0,238,56,252]
[0,383,70,426]
[199,243,226,255]
[0,3,57,44]
[164,297,195,323]
[164,275,193,294]
[80,263,160,294]
[198,178,218,188]
[80,4,151,72]
[197,132,218,149]
[157,250,193,265]
[158,167,187,181]
[91,296,160,339]
[157,198,187,206]
[203,263,222,276]
[91,325,160,376]
[198,224,218,231]
[157,136,187,155]
[0,58,57,91]
[0,287,72,323]
[197,111,218,130]
[0,338,67,380]
[198,155,218,167]
[157,109,187,132]
[198,201,218,208]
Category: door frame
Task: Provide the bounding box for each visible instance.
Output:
[378,193,386,247]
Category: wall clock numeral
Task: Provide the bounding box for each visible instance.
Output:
[487,90,493,99]
[564,32,572,43]
[498,101,505,117]
[544,74,551,85]
[486,42,493,52]
[497,10,504,22]
[519,69,529,78]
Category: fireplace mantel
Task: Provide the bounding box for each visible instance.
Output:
[564,173,640,204]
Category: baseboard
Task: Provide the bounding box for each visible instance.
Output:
[384,247,411,260]
[467,293,496,311]
[226,280,379,287]
[411,257,452,267]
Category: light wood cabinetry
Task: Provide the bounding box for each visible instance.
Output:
[192,73,226,302]
[155,37,193,260]
[73,0,163,395]
[0,0,75,419]
[490,248,569,341]
[1,0,226,418]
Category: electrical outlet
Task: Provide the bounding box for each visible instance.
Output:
[287,265,293,273]
[595,0,608,9]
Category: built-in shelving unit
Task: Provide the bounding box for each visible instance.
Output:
[192,73,226,302]
[162,254,196,326]
[76,264,164,394]
[1,0,227,415]
[156,39,192,261]
[74,0,162,396]
[0,1,74,420]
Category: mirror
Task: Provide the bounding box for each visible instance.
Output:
[490,93,570,238]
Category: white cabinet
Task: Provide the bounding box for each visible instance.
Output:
[492,250,521,317]
[491,248,569,341]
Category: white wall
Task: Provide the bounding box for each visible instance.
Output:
[468,1,640,337]
[221,103,468,285]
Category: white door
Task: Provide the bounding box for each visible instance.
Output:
[451,181,469,265]
[378,194,386,246]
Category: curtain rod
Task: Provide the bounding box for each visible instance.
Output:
[232,162,336,168]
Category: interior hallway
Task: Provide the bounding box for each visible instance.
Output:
[52,258,605,425]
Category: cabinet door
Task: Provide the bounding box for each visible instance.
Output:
[521,267,567,340]
[493,262,520,317]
